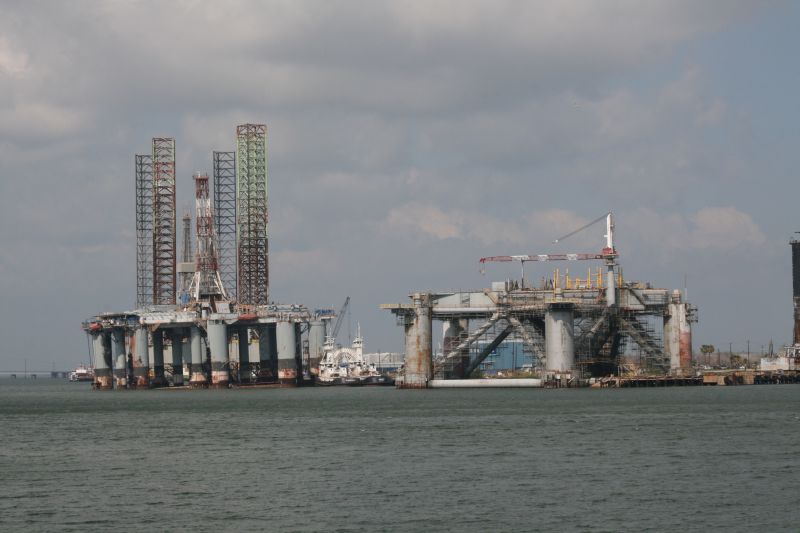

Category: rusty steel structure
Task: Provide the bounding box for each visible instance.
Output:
[83,305,316,389]
[152,138,177,305]
[792,238,800,345]
[213,151,237,298]
[235,124,268,306]
[90,122,336,390]
[384,276,697,388]
[189,172,227,304]
[383,214,698,388]
[135,154,154,308]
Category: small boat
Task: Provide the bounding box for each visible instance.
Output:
[343,377,363,386]
[315,376,344,386]
[316,325,392,386]
[362,375,395,386]
[69,364,95,382]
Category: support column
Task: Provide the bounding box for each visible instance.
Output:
[545,303,575,374]
[400,292,433,389]
[111,329,127,389]
[189,326,206,387]
[92,332,113,389]
[665,290,693,375]
[308,321,325,379]
[606,262,616,307]
[258,325,277,381]
[276,321,298,385]
[201,335,209,377]
[133,327,150,388]
[664,291,680,373]
[679,309,693,373]
[237,327,250,383]
[208,319,229,388]
[171,330,184,386]
[792,239,800,344]
[152,330,167,387]
[270,326,278,378]
[795,299,800,347]
[295,323,303,381]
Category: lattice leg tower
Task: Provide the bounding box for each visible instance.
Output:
[235,124,268,306]
[152,138,177,305]
[213,151,237,298]
[135,154,153,308]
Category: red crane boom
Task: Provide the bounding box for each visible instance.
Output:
[479,253,604,264]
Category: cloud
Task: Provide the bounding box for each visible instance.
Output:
[688,207,766,249]
[626,206,766,252]
[0,1,756,120]
[271,247,338,286]
[383,204,597,250]
[384,203,766,255]
[0,102,86,141]
[384,202,463,241]
[0,37,28,76]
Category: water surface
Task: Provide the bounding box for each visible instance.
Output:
[1,380,798,531]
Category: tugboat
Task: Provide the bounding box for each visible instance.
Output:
[69,364,95,382]
[317,325,389,386]
[362,374,395,386]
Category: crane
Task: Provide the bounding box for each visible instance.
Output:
[325,296,350,348]
[479,212,618,306]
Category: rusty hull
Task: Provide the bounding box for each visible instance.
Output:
[94,369,113,390]
[278,367,298,385]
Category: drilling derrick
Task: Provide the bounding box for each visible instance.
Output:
[180,212,193,300]
[235,124,268,306]
[213,151,237,298]
[182,213,192,264]
[152,138,177,305]
[189,173,228,304]
[135,154,154,308]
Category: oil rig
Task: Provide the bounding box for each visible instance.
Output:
[382,213,698,388]
[83,124,330,389]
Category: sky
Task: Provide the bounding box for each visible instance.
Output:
[1,0,798,371]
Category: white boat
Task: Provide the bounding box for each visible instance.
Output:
[69,364,95,382]
[317,326,385,386]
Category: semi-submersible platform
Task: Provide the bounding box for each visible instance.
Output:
[382,213,698,388]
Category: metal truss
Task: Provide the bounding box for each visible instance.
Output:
[135,154,153,308]
[152,138,176,305]
[213,151,237,298]
[235,124,269,306]
[181,212,192,297]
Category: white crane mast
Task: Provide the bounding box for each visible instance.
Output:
[479,211,618,307]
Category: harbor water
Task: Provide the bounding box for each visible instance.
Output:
[1,380,798,531]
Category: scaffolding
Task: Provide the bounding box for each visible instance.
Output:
[235,124,268,306]
[617,312,666,373]
[135,154,153,308]
[435,318,538,379]
[152,138,177,305]
[213,151,236,298]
